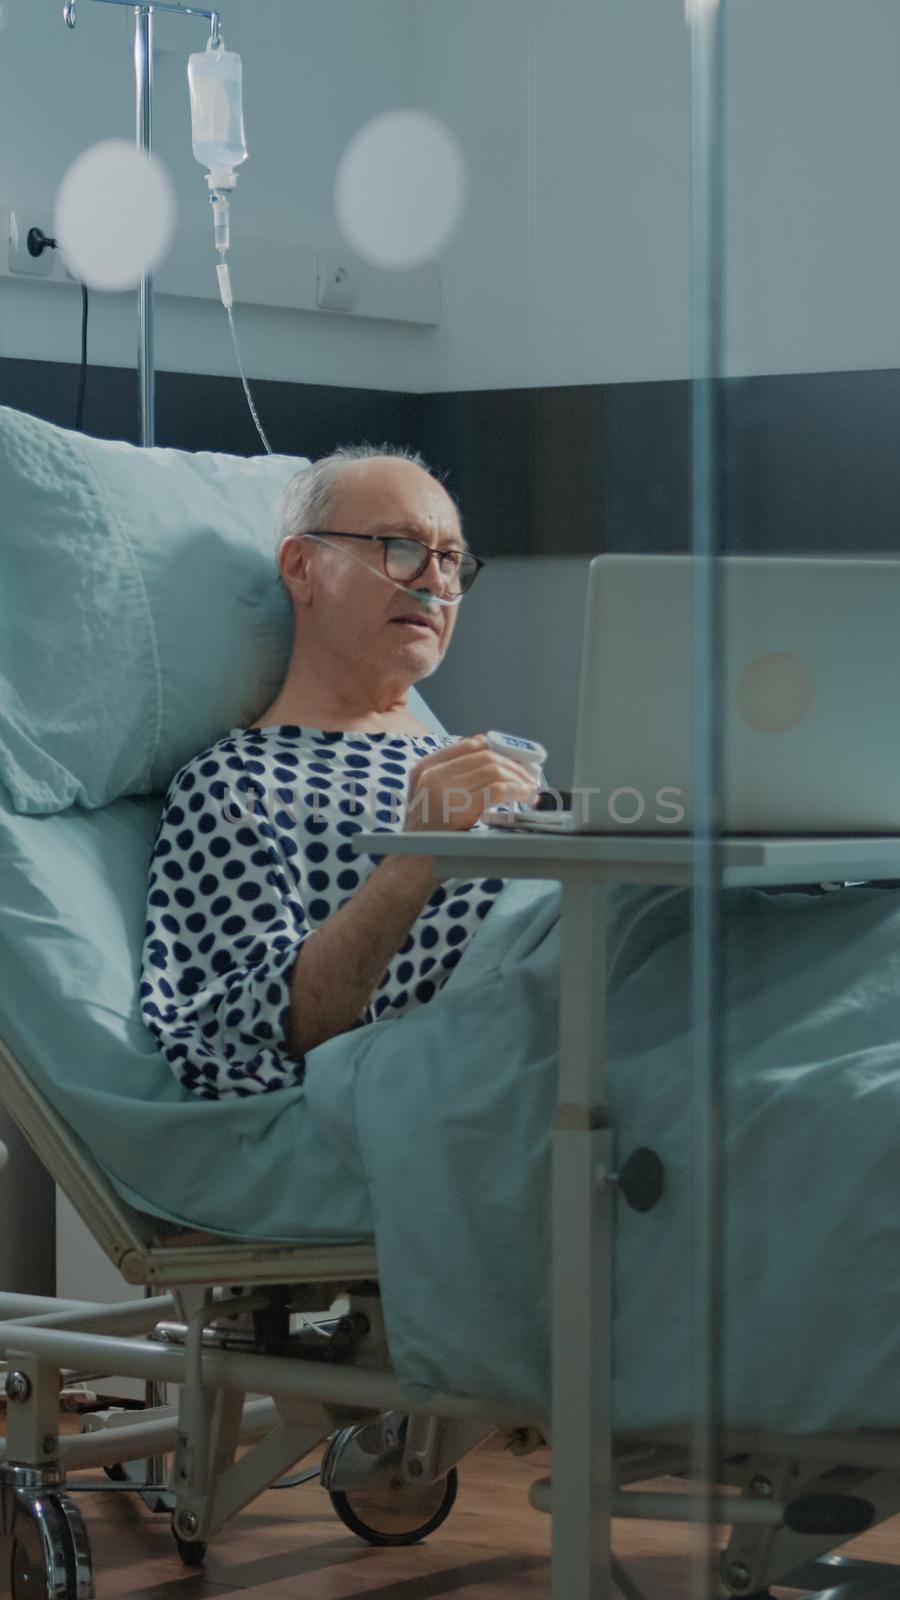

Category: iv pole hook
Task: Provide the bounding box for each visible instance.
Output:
[63,3,222,46]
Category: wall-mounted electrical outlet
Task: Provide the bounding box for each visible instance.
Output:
[317,252,358,313]
[9,210,57,277]
[0,210,441,324]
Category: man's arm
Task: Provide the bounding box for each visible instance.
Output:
[285,854,440,1057]
[284,736,538,1060]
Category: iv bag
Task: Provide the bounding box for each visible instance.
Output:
[188,42,247,180]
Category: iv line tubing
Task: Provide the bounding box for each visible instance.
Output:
[225,306,273,456]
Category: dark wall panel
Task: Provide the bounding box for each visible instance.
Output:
[0,356,424,460]
[721,369,900,556]
[426,371,900,558]
[423,382,689,557]
[5,356,900,560]
[422,389,539,558]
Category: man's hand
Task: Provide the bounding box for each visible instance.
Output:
[404,733,539,833]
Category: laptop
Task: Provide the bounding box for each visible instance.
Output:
[487,553,900,836]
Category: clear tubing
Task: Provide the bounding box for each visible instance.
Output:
[299,533,462,608]
[186,41,273,462]
[225,304,273,456]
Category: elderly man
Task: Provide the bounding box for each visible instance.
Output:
[139,444,539,1099]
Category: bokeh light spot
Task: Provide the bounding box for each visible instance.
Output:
[335,110,466,271]
[54,139,176,291]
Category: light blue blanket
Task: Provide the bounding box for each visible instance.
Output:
[302,874,900,1434]
[5,775,900,1432]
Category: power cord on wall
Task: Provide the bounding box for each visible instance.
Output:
[27,227,89,433]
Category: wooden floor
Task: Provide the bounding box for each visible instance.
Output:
[41,1411,900,1597]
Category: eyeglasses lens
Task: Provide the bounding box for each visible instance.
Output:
[384,538,477,595]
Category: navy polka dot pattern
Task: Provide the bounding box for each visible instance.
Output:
[139,725,512,1099]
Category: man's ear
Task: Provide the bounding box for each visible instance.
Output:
[280,535,315,606]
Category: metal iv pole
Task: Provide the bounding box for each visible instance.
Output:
[63,1,222,447]
[59,0,224,1498]
[135,6,155,447]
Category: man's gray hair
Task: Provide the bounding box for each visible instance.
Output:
[274,442,460,592]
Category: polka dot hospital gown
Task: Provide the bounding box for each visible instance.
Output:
[139,726,524,1099]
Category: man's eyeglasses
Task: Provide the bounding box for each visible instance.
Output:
[302,530,485,597]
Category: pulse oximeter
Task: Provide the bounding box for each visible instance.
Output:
[485,730,547,776]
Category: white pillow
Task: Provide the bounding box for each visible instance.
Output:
[0,404,308,812]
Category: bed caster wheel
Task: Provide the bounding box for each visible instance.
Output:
[9,1489,94,1598]
[171,1527,207,1567]
[322,1414,458,1546]
[328,1469,458,1546]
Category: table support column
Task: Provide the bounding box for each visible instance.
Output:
[551,878,612,1600]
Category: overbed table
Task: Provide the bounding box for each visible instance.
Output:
[355,831,900,1600]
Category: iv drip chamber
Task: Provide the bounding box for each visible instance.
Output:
[188,40,247,184]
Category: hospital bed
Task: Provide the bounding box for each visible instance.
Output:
[3,402,900,1600]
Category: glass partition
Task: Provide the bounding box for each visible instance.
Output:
[687,1,726,1594]
[690,4,900,1598]
[4,0,900,1596]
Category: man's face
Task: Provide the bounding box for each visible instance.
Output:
[291,457,464,678]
